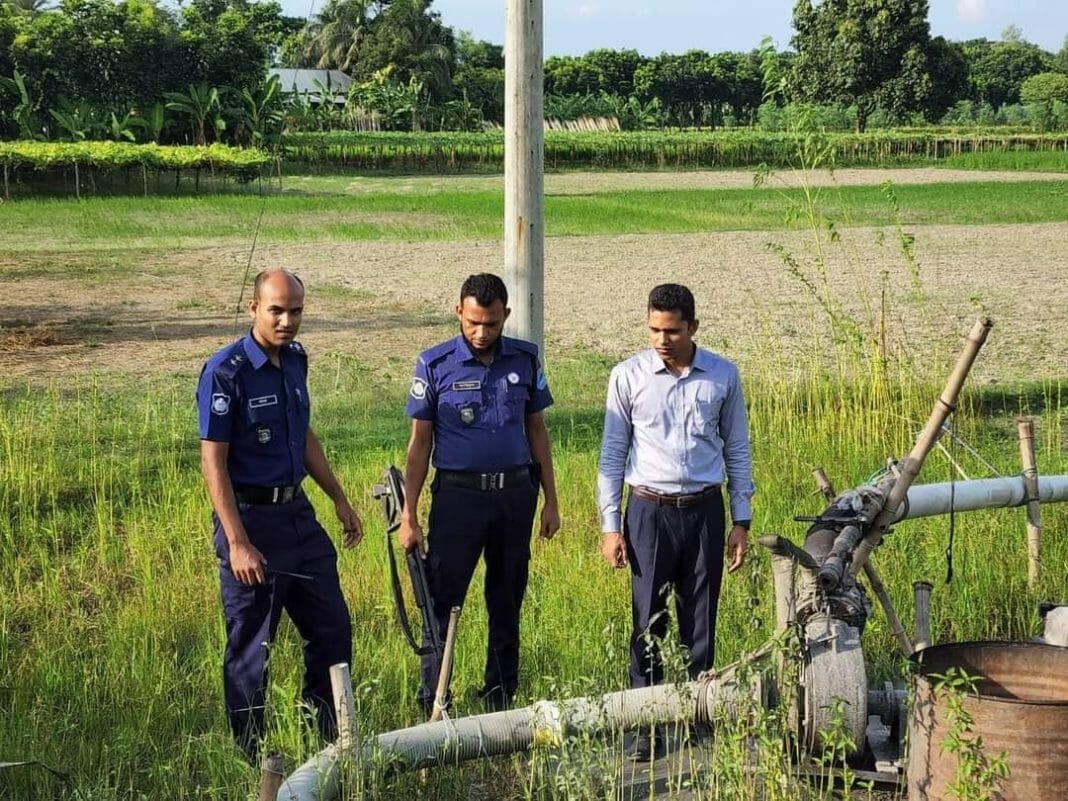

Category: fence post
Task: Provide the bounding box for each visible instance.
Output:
[1016,417,1041,590]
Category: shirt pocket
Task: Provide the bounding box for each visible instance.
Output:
[247,399,284,446]
[440,393,486,429]
[691,397,722,440]
[502,384,529,425]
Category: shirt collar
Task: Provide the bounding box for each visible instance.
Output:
[242,330,272,370]
[644,345,712,375]
[453,335,515,363]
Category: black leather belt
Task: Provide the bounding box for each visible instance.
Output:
[436,466,533,491]
[234,484,302,505]
[630,484,720,508]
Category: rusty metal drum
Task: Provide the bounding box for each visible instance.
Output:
[908,641,1068,800]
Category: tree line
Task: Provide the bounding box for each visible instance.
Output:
[2,0,1067,143]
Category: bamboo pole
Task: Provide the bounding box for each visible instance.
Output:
[504,0,545,354]
[913,581,933,651]
[861,561,914,657]
[74,162,81,201]
[1016,417,1042,589]
[257,752,285,801]
[853,317,993,575]
[429,607,462,722]
[770,553,796,633]
[812,467,836,502]
[3,163,8,200]
[329,663,357,753]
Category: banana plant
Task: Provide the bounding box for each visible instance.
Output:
[238,74,285,149]
[0,70,44,140]
[130,103,166,143]
[108,111,140,142]
[48,98,100,141]
[163,83,222,145]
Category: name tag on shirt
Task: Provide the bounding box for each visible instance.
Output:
[249,394,279,409]
[452,380,482,391]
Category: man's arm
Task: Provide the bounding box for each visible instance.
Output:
[525,411,560,539]
[398,419,433,553]
[305,429,363,548]
[597,366,632,568]
[200,440,266,585]
[720,367,755,573]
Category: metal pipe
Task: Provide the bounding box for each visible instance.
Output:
[277,673,759,800]
[914,581,933,651]
[853,317,993,575]
[818,524,863,592]
[894,475,1068,521]
[770,553,796,632]
[329,664,356,753]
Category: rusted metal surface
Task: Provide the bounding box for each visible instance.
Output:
[908,641,1068,801]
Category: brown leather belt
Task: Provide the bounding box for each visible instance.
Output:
[630,484,720,508]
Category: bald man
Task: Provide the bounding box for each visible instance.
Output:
[197,269,362,761]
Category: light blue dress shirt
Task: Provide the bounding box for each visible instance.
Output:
[597,347,755,532]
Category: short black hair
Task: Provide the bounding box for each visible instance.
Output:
[460,273,508,307]
[253,269,304,299]
[648,283,695,322]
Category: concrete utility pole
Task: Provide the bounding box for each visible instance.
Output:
[503,0,545,353]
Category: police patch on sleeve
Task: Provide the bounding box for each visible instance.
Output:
[211,393,231,415]
[410,377,428,400]
[536,369,548,391]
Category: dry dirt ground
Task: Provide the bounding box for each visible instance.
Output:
[2,169,1066,384]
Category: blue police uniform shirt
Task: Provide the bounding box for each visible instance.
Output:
[197,331,311,487]
[406,335,553,472]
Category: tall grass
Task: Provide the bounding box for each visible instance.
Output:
[1,341,1065,798]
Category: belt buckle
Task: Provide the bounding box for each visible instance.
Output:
[481,472,505,491]
[273,486,295,504]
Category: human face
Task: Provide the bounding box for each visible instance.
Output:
[249,273,304,353]
[456,296,509,355]
[647,308,698,368]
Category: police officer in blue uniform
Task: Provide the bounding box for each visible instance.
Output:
[399,273,560,714]
[197,269,362,761]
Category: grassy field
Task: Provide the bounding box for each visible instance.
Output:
[2,167,1068,800]
[2,178,1067,252]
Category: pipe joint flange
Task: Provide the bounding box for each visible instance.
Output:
[531,700,563,748]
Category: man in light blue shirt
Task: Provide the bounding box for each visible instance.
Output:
[597,283,754,759]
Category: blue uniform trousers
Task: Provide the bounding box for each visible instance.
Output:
[418,475,539,706]
[213,495,352,759]
[624,491,725,688]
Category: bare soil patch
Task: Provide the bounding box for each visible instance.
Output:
[3,221,1066,384]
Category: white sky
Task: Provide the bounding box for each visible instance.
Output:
[287,0,1068,56]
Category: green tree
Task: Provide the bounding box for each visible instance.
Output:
[1056,35,1068,74]
[164,82,222,144]
[790,0,932,132]
[962,38,1054,108]
[304,0,371,71]
[180,0,270,92]
[923,36,968,121]
[453,30,503,123]
[354,0,455,102]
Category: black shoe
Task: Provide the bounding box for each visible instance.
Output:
[472,684,514,712]
[628,729,663,762]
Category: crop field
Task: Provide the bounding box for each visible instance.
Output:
[2,165,1068,800]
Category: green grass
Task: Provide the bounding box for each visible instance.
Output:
[1,179,1066,253]
[1,350,1066,799]
[939,150,1068,172]
[3,164,1068,799]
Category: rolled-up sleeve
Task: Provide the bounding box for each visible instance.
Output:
[597,365,633,532]
[720,367,755,524]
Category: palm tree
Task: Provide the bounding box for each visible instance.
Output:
[4,0,53,14]
[304,0,372,71]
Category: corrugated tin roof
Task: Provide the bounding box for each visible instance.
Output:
[268,68,353,99]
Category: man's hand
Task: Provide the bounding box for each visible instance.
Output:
[727,525,748,573]
[539,501,561,540]
[398,517,425,553]
[335,499,363,548]
[230,540,267,585]
[601,532,628,569]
